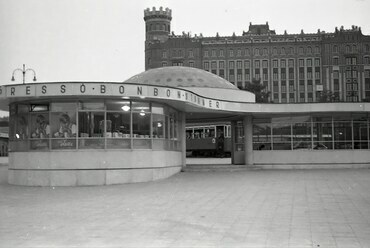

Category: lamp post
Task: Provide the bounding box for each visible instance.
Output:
[11,64,37,84]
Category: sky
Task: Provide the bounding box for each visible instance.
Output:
[0,0,369,115]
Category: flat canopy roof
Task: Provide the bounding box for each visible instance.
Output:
[0,81,369,119]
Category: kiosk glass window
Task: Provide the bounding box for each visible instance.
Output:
[253,122,271,150]
[106,101,131,149]
[78,112,105,149]
[272,118,292,150]
[50,103,77,150]
[132,102,151,149]
[30,112,50,150]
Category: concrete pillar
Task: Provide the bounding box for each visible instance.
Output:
[180,112,186,170]
[231,120,236,165]
[243,115,254,166]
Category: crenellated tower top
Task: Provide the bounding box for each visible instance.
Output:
[144,7,172,21]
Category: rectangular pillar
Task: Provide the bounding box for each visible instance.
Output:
[243,115,254,166]
[180,112,186,170]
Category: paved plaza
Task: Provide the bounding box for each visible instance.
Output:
[1,168,370,248]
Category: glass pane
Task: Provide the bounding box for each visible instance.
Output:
[30,139,49,150]
[313,122,332,142]
[51,102,76,112]
[132,101,150,112]
[253,123,271,142]
[293,123,312,149]
[51,112,77,138]
[78,112,104,138]
[313,141,332,150]
[132,112,150,138]
[9,141,29,152]
[334,122,352,141]
[106,112,130,137]
[30,114,50,139]
[78,102,105,110]
[14,114,29,140]
[106,101,130,111]
[152,114,165,138]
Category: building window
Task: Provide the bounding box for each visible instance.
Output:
[315,71,320,79]
[245,48,250,56]
[211,49,216,57]
[273,60,278,68]
[333,45,338,53]
[333,57,339,65]
[273,48,278,55]
[162,51,167,59]
[162,62,167,67]
[211,61,217,69]
[288,59,294,68]
[314,58,320,67]
[178,50,183,57]
[189,61,194,67]
[237,49,242,57]
[263,48,268,55]
[346,45,351,53]
[204,50,209,57]
[262,60,268,68]
[299,47,304,54]
[281,60,286,68]
[315,46,320,53]
[281,47,286,55]
[229,61,235,69]
[219,50,224,57]
[289,47,294,54]
[237,61,242,69]
[364,56,369,65]
[244,60,250,68]
[255,60,260,68]
[203,62,209,70]
[307,47,312,54]
[229,49,234,57]
[188,50,194,58]
[219,61,225,69]
[307,59,312,67]
[299,59,304,67]
[254,48,259,56]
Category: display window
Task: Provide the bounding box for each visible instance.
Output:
[9,100,181,152]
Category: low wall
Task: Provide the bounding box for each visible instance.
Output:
[254,150,370,169]
[8,150,182,186]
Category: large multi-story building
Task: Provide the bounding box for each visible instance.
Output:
[144,7,370,103]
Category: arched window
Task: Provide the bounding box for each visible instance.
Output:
[281,47,286,55]
[346,45,351,53]
[245,48,250,56]
[333,45,338,53]
[290,47,294,54]
[254,48,259,56]
[273,47,278,55]
[307,46,312,54]
[299,47,304,54]
[263,48,268,55]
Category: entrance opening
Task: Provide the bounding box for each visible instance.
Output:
[185,122,232,165]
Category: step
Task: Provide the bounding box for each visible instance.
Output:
[183,164,260,172]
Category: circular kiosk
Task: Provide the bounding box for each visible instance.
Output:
[0,67,255,186]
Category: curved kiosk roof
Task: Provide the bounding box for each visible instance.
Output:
[0,66,369,186]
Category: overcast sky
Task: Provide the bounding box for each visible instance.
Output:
[0,0,369,86]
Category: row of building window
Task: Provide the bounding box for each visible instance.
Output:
[332,44,370,53]
[202,58,321,70]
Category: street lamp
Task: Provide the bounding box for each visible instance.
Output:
[11,64,37,84]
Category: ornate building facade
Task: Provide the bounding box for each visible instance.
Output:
[144,7,370,103]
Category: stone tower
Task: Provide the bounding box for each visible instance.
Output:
[144,7,172,44]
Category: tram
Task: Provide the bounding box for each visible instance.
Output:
[186,123,232,157]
